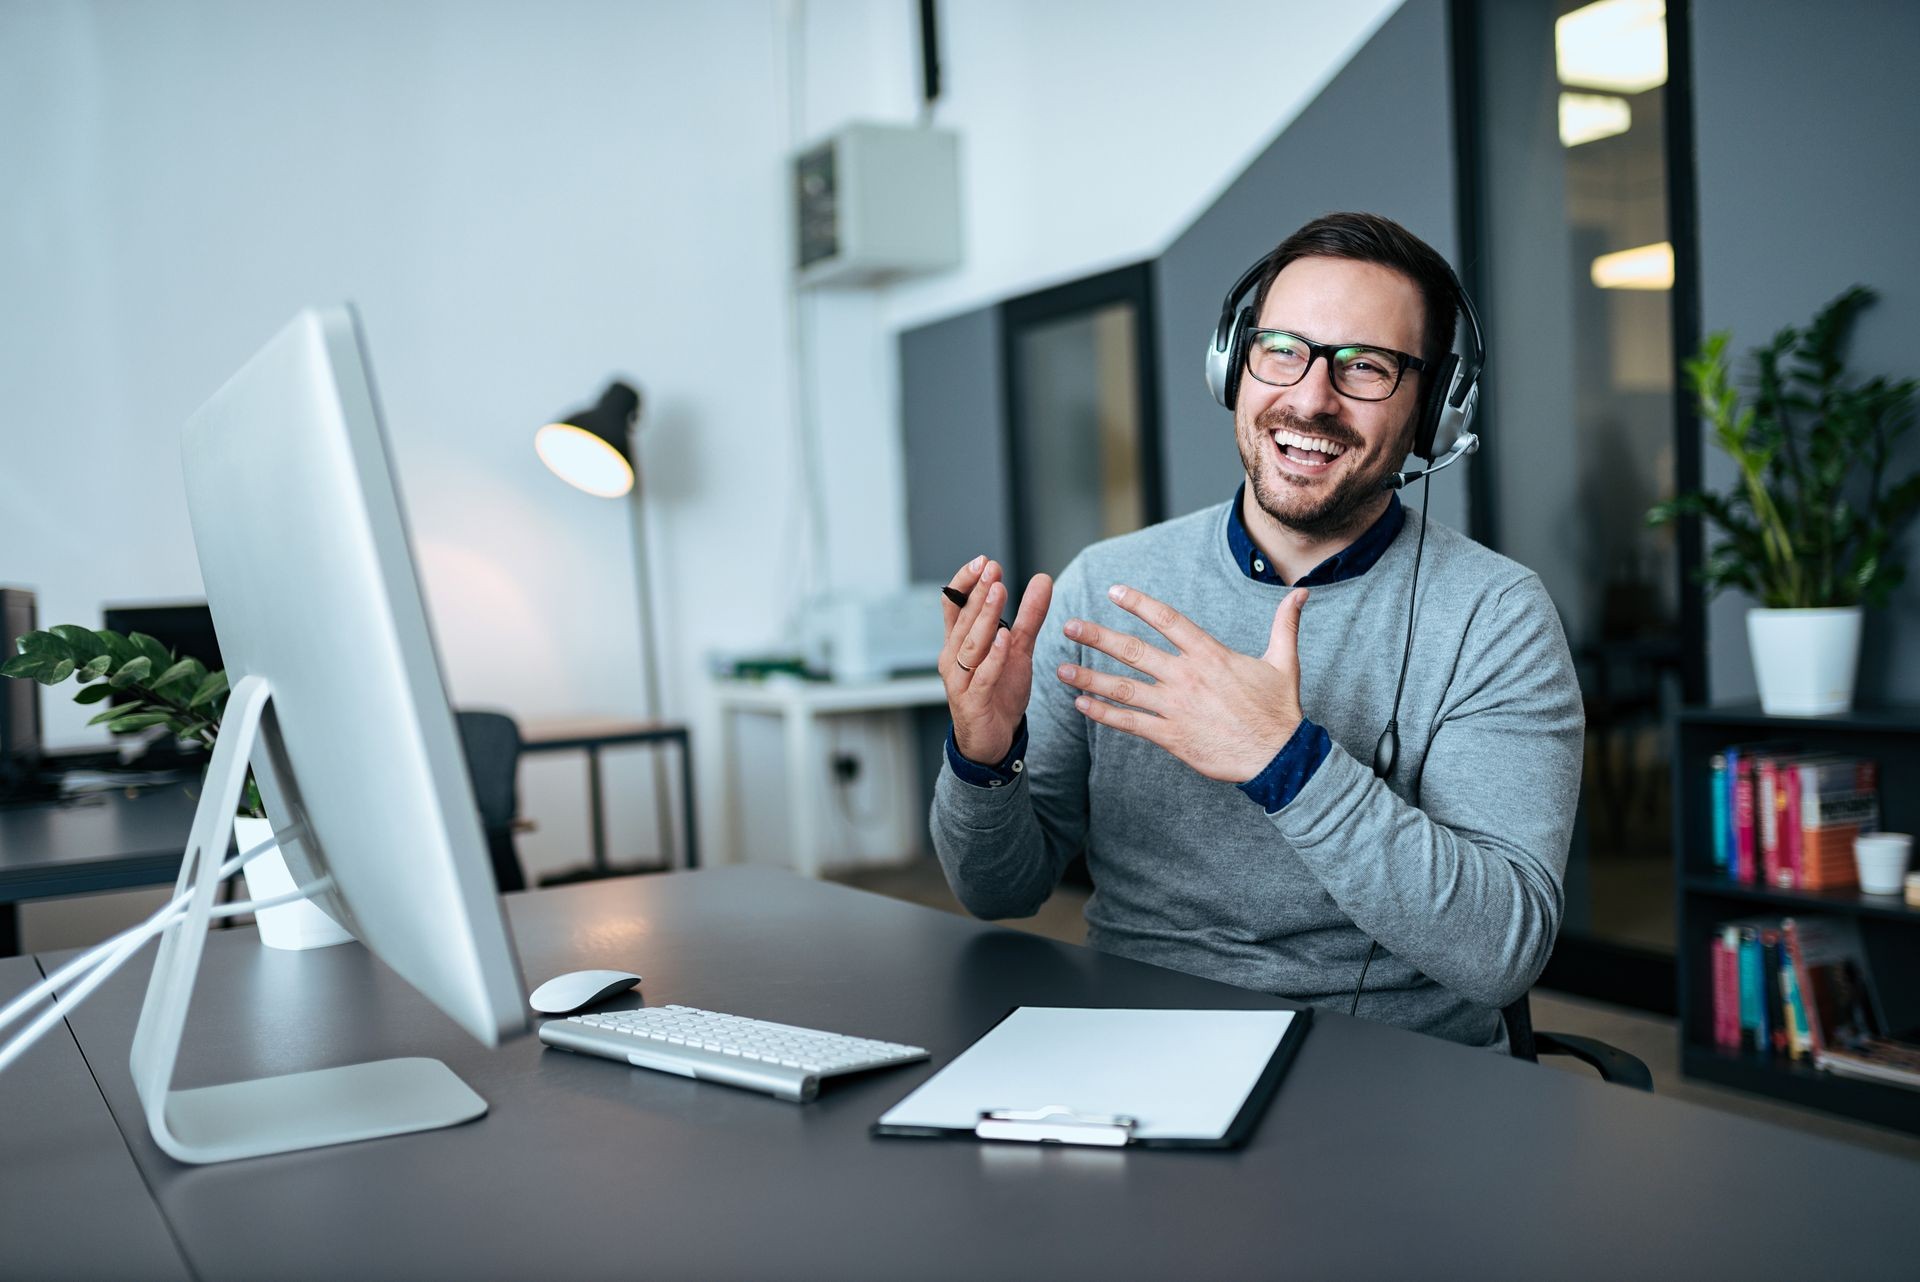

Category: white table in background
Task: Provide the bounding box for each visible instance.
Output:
[709,674,947,877]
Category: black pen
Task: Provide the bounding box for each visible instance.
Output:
[942,585,1011,630]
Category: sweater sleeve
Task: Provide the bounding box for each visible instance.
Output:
[929,558,1092,919]
[1269,574,1583,1010]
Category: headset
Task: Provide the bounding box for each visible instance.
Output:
[1204,251,1486,480]
[1203,247,1488,1016]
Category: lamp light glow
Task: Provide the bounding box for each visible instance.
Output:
[1559,92,1632,147]
[1556,0,1667,95]
[535,422,634,497]
[1590,241,1674,291]
[534,380,641,498]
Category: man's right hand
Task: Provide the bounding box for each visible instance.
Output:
[940,555,1054,767]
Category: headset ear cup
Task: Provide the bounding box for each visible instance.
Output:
[1223,306,1253,412]
[1415,353,1459,460]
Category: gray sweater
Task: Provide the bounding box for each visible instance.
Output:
[930,500,1584,1047]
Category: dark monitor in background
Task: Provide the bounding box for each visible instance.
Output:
[100,602,222,763]
[1,587,43,792]
[101,602,223,673]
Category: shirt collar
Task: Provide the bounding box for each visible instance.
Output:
[1225,483,1405,587]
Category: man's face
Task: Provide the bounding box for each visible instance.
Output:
[1233,255,1427,540]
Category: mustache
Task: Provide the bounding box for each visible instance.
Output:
[1251,406,1365,453]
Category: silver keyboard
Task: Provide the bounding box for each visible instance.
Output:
[538,1003,929,1102]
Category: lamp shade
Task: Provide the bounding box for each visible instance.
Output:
[536,381,642,497]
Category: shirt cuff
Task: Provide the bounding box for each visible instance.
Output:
[945,717,1029,788]
[1237,718,1331,814]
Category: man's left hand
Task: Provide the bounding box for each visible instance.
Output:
[1057,584,1309,783]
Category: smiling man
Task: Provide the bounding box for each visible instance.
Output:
[929,212,1584,1049]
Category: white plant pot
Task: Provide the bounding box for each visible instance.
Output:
[234,815,353,951]
[1746,606,1863,716]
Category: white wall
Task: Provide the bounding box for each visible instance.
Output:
[3,0,1401,942]
[792,0,1404,591]
[2,0,802,894]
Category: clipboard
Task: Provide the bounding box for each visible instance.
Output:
[871,1006,1310,1149]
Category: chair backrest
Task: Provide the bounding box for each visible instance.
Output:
[455,710,526,893]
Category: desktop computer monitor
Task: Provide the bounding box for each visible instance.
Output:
[130,304,528,1164]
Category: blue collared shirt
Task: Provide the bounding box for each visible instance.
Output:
[947,489,1404,811]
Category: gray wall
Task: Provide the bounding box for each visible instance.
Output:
[1692,0,1920,704]
[1152,0,1466,530]
[902,307,1011,581]
[901,306,1009,804]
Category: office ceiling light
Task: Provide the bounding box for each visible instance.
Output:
[535,381,640,498]
[1556,0,1667,95]
[1559,92,1632,147]
[1591,241,1674,290]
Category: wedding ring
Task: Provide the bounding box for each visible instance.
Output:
[956,657,976,673]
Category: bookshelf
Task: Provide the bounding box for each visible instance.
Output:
[1675,705,1920,1133]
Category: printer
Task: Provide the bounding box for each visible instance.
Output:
[798,586,948,682]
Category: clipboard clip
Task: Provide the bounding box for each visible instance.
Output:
[975,1105,1138,1147]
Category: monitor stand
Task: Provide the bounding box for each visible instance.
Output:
[127,674,487,1165]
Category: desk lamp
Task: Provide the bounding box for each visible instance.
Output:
[535,381,675,873]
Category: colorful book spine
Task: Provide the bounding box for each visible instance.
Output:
[1763,926,1790,1057]
[1798,756,1881,890]
[1780,946,1812,1059]
[1712,928,1742,1049]
[1720,752,1735,871]
[1781,761,1804,889]
[1733,757,1756,886]
[1738,926,1768,1053]
[1759,758,1782,888]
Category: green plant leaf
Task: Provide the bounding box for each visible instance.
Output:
[96,630,138,667]
[129,632,173,669]
[108,655,153,688]
[18,630,74,664]
[89,701,141,726]
[49,625,107,662]
[74,682,117,705]
[0,653,47,680]
[188,670,229,709]
[106,711,177,733]
[41,658,76,685]
[152,658,200,693]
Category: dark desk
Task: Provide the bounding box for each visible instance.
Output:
[0,955,191,1281]
[40,869,1920,1280]
[0,786,199,954]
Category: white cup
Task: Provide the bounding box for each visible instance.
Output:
[1854,832,1913,896]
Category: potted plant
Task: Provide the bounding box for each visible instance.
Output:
[2,625,350,948]
[1649,286,1920,715]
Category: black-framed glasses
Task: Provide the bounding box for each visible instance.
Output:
[1244,329,1427,402]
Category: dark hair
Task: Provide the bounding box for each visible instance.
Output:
[1252,212,1459,364]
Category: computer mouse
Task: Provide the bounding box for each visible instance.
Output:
[528,969,642,1015]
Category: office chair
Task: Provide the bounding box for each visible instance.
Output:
[1503,995,1653,1091]
[455,710,529,894]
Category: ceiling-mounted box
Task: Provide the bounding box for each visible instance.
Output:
[794,123,961,288]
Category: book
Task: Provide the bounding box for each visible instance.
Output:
[1782,916,1884,1052]
[1759,757,1783,888]
[1710,754,1730,873]
[1782,915,1920,1090]
[1781,760,1803,889]
[1712,928,1742,1050]
[1733,754,1757,885]
[1736,923,1769,1053]
[1780,945,1812,1059]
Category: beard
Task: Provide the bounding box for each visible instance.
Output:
[1237,403,1411,541]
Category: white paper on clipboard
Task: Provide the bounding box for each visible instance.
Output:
[875,1007,1298,1142]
